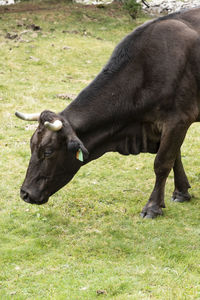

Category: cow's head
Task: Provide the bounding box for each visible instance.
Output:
[16,110,89,205]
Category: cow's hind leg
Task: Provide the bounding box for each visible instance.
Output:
[141,122,189,219]
[171,151,191,202]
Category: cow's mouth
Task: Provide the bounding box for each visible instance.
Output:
[20,188,49,205]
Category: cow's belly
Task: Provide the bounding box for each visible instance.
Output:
[116,122,161,155]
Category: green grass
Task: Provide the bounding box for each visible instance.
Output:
[0,2,200,299]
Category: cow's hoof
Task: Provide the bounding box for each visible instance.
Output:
[140,205,163,219]
[171,191,191,203]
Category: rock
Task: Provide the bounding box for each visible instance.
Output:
[19,30,31,36]
[0,0,14,5]
[56,93,75,100]
[26,24,41,31]
[63,46,71,50]
[29,56,39,62]
[80,286,88,291]
[142,0,200,15]
[10,291,17,296]
[96,290,107,295]
[71,0,198,13]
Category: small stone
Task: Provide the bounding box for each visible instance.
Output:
[10,291,17,295]
[56,93,75,100]
[29,56,39,62]
[27,24,41,31]
[80,286,88,291]
[31,24,41,31]
[5,32,18,40]
[63,46,71,50]
[96,290,107,295]
[20,30,31,36]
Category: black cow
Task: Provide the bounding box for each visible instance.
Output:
[16,8,200,218]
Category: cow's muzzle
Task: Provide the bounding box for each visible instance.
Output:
[20,188,48,205]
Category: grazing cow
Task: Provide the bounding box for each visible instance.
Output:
[16,7,200,218]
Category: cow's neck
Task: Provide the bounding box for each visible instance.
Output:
[61,73,132,160]
[64,76,127,128]
[62,102,149,163]
[63,104,127,162]
[60,58,146,161]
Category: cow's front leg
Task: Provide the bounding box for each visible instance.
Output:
[141,122,189,219]
[171,151,191,202]
[140,158,169,218]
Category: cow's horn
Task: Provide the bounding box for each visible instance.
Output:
[44,120,63,131]
[15,111,40,121]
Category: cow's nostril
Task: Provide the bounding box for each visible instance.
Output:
[20,189,30,202]
[20,188,48,205]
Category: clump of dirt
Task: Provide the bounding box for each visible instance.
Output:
[4,21,42,42]
[26,24,41,31]
[56,93,75,100]
[0,2,54,13]
[5,32,18,39]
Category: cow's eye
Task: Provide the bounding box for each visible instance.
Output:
[44,148,53,158]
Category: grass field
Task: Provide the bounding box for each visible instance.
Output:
[0,1,200,299]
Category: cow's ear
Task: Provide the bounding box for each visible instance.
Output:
[68,139,89,162]
[61,119,89,161]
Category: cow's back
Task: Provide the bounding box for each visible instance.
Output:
[178,7,200,33]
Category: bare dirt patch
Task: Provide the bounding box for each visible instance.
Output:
[0,2,63,14]
[0,1,124,18]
